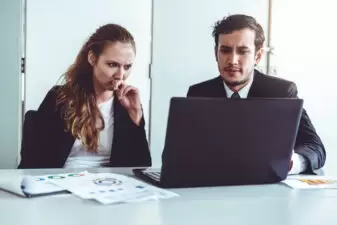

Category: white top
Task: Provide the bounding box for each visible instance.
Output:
[63,97,114,168]
[223,75,306,174]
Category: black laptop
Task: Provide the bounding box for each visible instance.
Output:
[134,97,303,188]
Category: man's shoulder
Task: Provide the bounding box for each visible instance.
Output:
[187,76,223,97]
[189,71,296,89]
[189,76,221,89]
[253,70,297,97]
[255,70,295,87]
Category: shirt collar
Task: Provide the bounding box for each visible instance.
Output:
[223,73,254,99]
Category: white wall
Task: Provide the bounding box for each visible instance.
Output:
[150,0,269,167]
[25,0,152,135]
[0,0,23,168]
[271,0,337,172]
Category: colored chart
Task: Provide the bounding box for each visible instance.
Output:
[93,177,122,186]
[34,173,85,181]
[299,179,337,185]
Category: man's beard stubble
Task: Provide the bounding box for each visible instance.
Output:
[221,66,254,87]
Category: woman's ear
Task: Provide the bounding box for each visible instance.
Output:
[88,50,96,66]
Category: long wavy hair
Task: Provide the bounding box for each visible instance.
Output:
[56,24,136,152]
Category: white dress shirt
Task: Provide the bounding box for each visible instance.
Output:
[223,76,307,174]
[64,97,114,168]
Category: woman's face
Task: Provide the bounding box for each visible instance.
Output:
[89,41,135,92]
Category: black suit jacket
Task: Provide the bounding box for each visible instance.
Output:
[187,70,326,174]
[18,86,152,169]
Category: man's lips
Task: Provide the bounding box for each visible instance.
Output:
[224,68,241,72]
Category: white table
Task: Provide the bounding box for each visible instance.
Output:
[0,167,337,225]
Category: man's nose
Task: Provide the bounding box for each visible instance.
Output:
[228,52,239,65]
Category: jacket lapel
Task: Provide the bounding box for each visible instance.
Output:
[213,76,228,98]
[112,97,123,144]
[108,97,126,162]
[247,69,264,98]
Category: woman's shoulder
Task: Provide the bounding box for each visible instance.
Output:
[37,85,64,113]
[49,85,63,95]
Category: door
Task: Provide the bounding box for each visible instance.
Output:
[0,0,23,168]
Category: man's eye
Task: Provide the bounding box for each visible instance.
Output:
[238,49,251,55]
[124,65,132,70]
[221,49,231,53]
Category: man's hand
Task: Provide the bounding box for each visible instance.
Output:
[288,151,307,175]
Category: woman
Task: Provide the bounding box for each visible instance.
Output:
[19,24,152,168]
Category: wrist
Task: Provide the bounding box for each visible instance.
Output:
[128,108,142,126]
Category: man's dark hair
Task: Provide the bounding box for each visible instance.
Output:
[212,14,265,51]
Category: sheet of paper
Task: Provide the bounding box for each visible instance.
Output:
[0,170,26,197]
[282,175,337,189]
[0,171,88,197]
[93,179,179,205]
[21,171,88,195]
[49,172,179,204]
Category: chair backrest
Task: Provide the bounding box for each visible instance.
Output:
[21,110,39,149]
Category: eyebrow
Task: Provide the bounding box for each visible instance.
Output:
[220,45,251,50]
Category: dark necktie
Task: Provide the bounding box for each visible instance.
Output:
[230,92,241,99]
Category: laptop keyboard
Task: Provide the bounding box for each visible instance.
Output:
[143,171,161,182]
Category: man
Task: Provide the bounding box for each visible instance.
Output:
[187,14,325,174]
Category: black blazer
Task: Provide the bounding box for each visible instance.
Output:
[187,69,326,174]
[18,86,152,169]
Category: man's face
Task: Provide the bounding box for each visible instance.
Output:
[215,28,263,89]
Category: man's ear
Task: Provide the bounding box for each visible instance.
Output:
[254,47,264,65]
[88,50,96,66]
[214,46,218,62]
